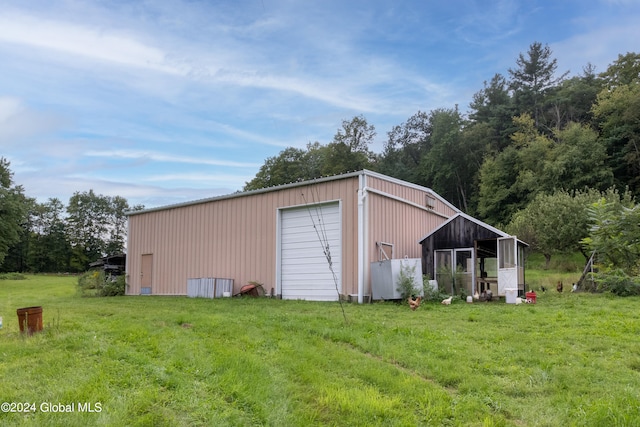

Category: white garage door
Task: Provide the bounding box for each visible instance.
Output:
[280,203,341,301]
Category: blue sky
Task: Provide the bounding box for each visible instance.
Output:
[1,0,639,209]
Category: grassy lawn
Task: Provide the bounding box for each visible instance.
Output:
[1,274,639,426]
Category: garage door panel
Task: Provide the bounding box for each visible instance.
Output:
[283,288,338,301]
[280,203,341,301]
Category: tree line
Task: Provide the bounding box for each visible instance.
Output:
[246,43,639,223]
[0,157,143,273]
[244,42,640,292]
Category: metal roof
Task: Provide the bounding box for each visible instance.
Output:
[127,169,460,216]
[418,212,528,246]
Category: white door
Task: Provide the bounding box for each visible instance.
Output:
[280,203,341,301]
[497,236,517,296]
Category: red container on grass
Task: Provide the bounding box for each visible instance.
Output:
[525,292,537,304]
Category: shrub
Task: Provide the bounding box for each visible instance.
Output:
[101,274,126,296]
[396,262,420,300]
[594,268,640,296]
[422,277,450,302]
[0,273,27,280]
[78,270,126,297]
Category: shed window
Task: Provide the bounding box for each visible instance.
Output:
[425,194,436,209]
[499,238,516,269]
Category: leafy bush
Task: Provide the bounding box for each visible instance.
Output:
[78,270,102,296]
[101,275,126,296]
[422,277,450,302]
[582,199,640,296]
[594,268,640,296]
[78,270,126,297]
[396,262,420,300]
[0,273,27,280]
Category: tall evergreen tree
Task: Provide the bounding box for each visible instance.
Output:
[508,42,568,130]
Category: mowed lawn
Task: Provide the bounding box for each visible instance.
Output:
[1,275,639,426]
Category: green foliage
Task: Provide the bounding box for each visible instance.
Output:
[508,41,569,129]
[421,276,450,301]
[478,115,549,224]
[508,190,591,266]
[77,270,126,297]
[28,198,72,273]
[0,272,27,280]
[544,65,602,129]
[592,80,640,194]
[479,114,618,225]
[419,108,484,213]
[379,110,432,183]
[468,73,516,151]
[582,197,640,295]
[332,114,376,154]
[598,52,640,88]
[0,158,30,267]
[244,116,377,191]
[395,261,419,300]
[546,122,613,191]
[583,198,639,270]
[67,190,134,269]
[101,274,126,297]
[77,270,102,296]
[592,267,640,296]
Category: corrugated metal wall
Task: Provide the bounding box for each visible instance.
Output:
[126,171,458,299]
[365,174,457,260]
[127,176,359,296]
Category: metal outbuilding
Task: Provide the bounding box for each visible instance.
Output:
[126,170,460,302]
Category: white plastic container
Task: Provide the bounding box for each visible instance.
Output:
[505,288,517,304]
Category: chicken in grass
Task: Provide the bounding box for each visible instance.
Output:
[441,296,453,305]
[408,296,422,311]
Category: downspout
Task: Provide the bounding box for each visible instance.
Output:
[358,174,367,304]
[125,216,131,295]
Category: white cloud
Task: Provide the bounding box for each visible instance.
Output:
[0,12,186,75]
[0,96,64,144]
[0,7,446,115]
[552,20,640,75]
[83,149,260,169]
[144,172,252,187]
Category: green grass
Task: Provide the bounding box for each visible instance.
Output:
[1,274,640,426]
[524,251,587,291]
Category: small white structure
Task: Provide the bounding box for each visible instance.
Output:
[370,258,422,300]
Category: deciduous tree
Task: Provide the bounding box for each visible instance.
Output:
[0,158,29,267]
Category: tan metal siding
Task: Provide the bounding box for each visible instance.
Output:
[364,175,455,296]
[127,177,360,296]
[366,175,459,217]
[367,192,448,261]
[127,171,458,300]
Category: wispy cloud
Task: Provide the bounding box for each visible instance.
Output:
[2,0,639,208]
[0,96,64,144]
[0,12,186,75]
[144,172,252,187]
[84,149,260,169]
